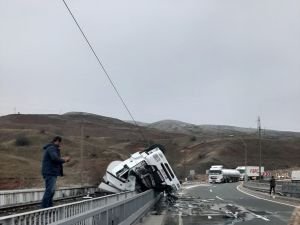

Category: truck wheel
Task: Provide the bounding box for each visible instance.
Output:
[144,144,166,153]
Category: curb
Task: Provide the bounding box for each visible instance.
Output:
[240,185,300,206]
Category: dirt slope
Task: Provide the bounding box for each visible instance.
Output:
[0,113,300,189]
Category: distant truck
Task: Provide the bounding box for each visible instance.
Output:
[236,166,264,180]
[291,170,300,183]
[208,165,240,183]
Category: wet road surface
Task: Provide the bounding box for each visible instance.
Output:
[163,183,295,225]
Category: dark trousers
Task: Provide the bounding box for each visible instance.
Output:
[270,186,275,195]
[41,175,57,208]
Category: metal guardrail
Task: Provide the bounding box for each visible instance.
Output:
[243,181,282,193]
[282,183,300,198]
[243,181,300,198]
[0,187,98,207]
[0,190,160,225]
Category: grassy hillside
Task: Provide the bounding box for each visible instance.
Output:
[0,113,186,189]
[0,113,300,189]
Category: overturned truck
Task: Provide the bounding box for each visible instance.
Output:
[99,144,181,196]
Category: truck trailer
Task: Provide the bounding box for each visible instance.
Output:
[291,170,300,183]
[236,166,265,180]
[208,165,240,183]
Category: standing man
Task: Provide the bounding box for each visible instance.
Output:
[41,136,70,208]
[269,176,276,197]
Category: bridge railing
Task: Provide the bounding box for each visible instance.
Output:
[0,190,160,225]
[0,186,98,207]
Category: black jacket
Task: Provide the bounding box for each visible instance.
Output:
[270,178,276,187]
[41,143,65,176]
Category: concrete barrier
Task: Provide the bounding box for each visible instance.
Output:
[288,208,300,225]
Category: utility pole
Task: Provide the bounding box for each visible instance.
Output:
[181,149,187,181]
[242,138,247,181]
[80,121,84,186]
[258,116,262,181]
[184,150,186,181]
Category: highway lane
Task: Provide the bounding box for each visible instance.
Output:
[163,183,296,225]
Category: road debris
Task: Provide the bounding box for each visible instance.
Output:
[161,193,270,225]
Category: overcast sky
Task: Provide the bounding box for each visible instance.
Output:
[1,0,300,131]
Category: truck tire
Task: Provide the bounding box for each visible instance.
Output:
[144,144,166,153]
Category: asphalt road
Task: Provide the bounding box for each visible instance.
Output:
[163,183,296,225]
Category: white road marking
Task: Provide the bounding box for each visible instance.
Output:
[250,212,270,221]
[183,184,210,190]
[178,211,183,225]
[237,185,299,208]
[209,189,213,192]
[216,196,224,201]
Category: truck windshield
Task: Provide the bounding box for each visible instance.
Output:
[209,170,221,175]
[237,169,245,173]
[116,165,130,180]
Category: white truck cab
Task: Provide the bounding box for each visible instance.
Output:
[208,165,240,183]
[208,165,223,183]
[99,145,181,194]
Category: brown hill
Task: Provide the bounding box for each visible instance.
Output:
[0,113,187,189]
[0,113,300,189]
[147,120,300,139]
[147,120,300,175]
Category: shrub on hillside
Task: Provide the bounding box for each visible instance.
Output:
[90,153,97,158]
[15,136,31,146]
[190,136,197,141]
[55,130,63,136]
[39,129,46,134]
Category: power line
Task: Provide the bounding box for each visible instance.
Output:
[61,0,147,142]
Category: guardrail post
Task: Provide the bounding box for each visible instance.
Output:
[0,190,160,225]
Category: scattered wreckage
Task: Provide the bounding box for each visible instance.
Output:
[165,193,271,224]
